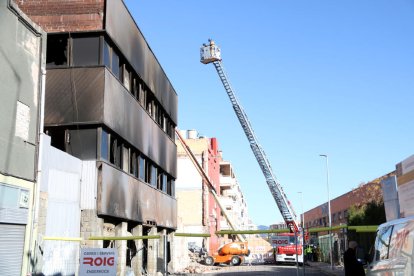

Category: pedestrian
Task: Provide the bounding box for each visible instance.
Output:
[344,241,365,276]
[305,245,313,262]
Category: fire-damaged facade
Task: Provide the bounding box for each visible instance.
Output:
[15,0,178,274]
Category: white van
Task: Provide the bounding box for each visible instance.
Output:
[368,215,414,275]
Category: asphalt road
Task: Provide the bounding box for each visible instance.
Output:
[199,264,330,275]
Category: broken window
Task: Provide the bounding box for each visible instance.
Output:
[122,145,129,173]
[110,136,121,168]
[147,100,153,117]
[46,35,68,68]
[130,151,137,177]
[121,63,131,92]
[132,76,139,99]
[139,82,146,107]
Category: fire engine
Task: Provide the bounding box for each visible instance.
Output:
[201,39,303,265]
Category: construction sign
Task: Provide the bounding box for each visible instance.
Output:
[270,236,289,248]
[79,248,117,276]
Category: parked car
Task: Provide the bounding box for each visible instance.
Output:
[368,215,414,275]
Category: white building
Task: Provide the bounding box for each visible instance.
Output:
[219,160,251,231]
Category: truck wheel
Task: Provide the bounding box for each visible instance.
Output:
[204,256,215,266]
[231,256,241,266]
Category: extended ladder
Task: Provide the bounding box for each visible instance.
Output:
[200,40,299,233]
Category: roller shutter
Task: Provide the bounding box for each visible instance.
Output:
[0,223,25,276]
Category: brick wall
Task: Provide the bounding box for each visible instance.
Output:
[304,171,395,229]
[14,0,105,32]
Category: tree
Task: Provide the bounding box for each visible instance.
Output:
[347,199,386,256]
[348,200,386,226]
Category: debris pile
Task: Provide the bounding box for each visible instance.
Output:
[181,250,220,274]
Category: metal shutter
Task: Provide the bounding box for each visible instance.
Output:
[0,224,25,276]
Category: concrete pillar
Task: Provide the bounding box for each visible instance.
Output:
[167,232,176,273]
[157,229,167,274]
[131,225,143,276]
[146,226,158,276]
[115,222,128,276]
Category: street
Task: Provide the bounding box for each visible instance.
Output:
[195,264,330,275]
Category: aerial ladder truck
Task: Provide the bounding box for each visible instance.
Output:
[200,40,303,264]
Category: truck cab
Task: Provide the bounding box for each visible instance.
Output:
[272,233,303,265]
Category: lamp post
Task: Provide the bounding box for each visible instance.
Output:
[298,191,305,276]
[320,154,333,270]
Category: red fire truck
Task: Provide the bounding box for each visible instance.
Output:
[271,233,303,265]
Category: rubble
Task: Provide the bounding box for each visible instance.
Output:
[178,250,221,274]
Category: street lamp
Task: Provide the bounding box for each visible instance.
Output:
[319,154,333,270]
[298,192,305,276]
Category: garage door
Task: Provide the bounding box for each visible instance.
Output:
[0,224,25,276]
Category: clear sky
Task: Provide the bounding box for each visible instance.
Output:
[124,0,414,226]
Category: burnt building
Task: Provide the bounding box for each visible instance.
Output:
[15,0,178,274]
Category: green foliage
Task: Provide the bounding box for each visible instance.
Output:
[347,200,386,253]
[348,200,386,226]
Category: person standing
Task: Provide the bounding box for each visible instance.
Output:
[344,241,365,276]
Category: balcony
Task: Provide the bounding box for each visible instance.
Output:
[220,175,236,188]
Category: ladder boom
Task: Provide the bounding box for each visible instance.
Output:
[201,40,299,233]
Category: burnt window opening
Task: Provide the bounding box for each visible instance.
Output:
[45,127,66,151]
[46,35,68,68]
[121,63,131,92]
[122,145,130,173]
[110,136,121,168]
[130,151,137,177]
[138,82,147,107]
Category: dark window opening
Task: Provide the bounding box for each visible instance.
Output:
[45,127,66,151]
[72,36,100,66]
[46,35,68,68]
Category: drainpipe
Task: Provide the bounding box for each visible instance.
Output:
[28,64,46,274]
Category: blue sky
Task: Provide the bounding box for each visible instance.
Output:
[124,0,414,226]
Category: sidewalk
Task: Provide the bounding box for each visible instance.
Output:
[307,261,344,276]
